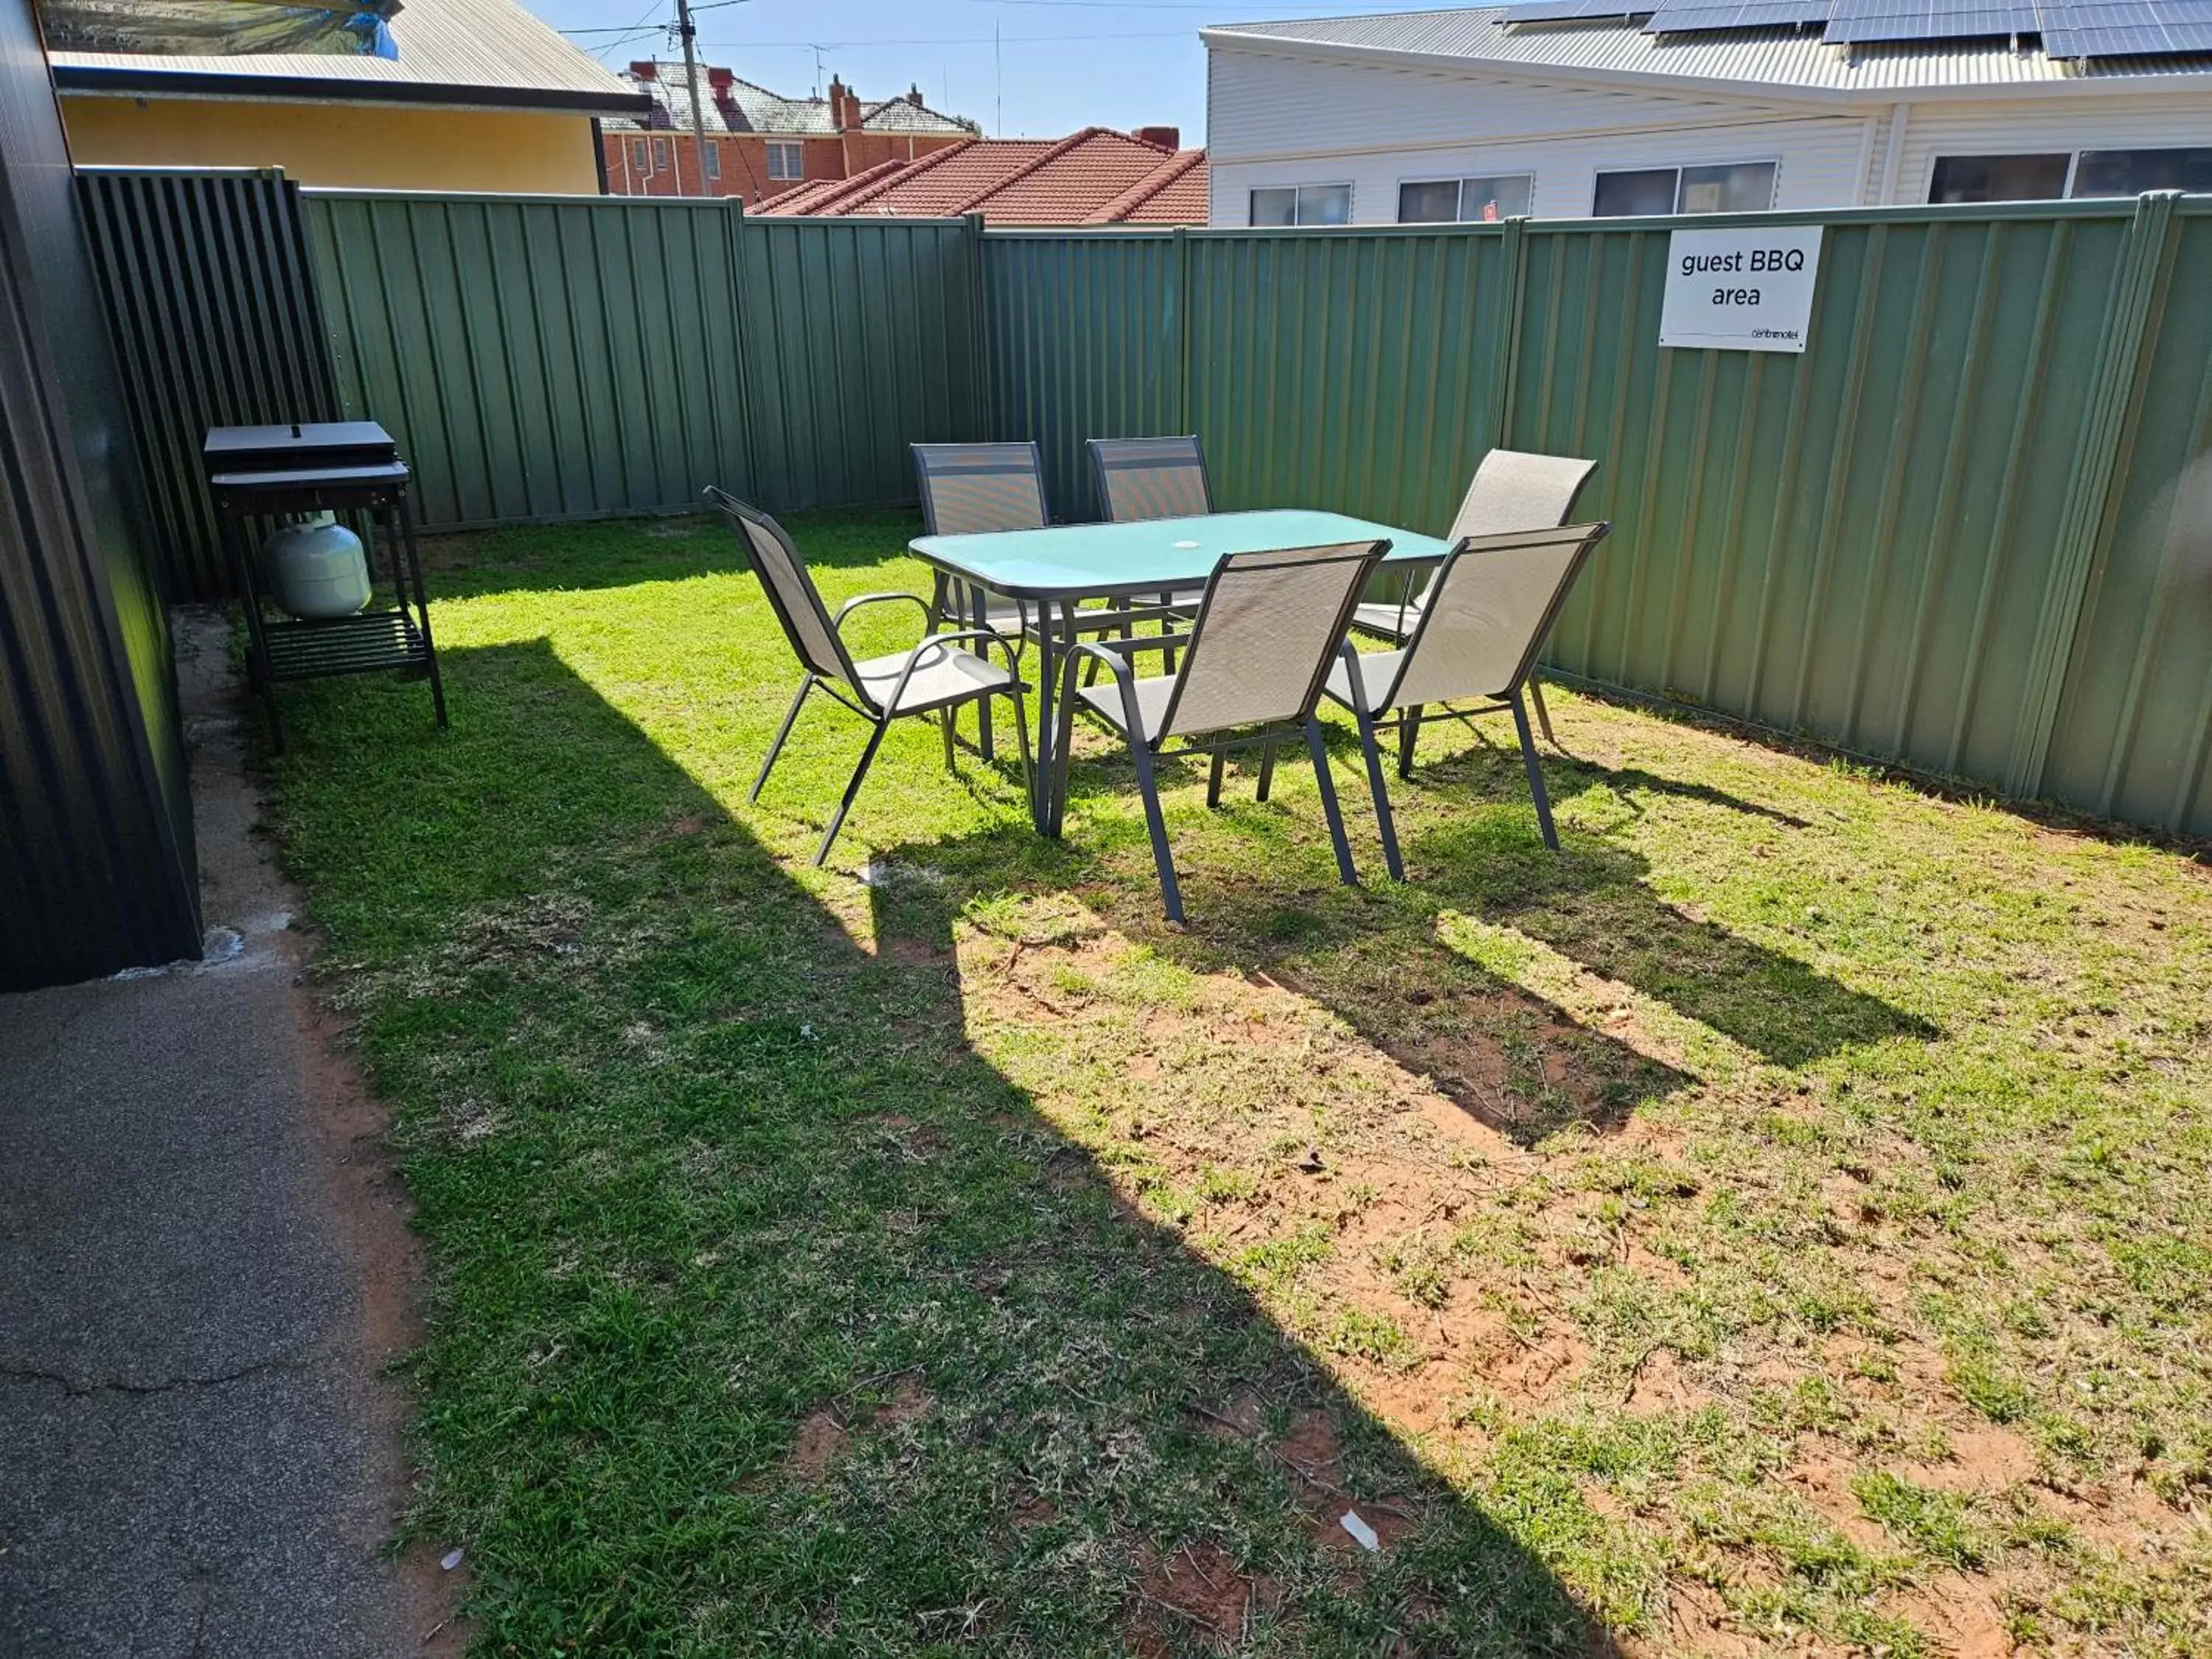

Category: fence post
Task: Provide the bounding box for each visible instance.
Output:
[1491,215,1528,456]
[2003,190,2180,801]
[723,194,769,507]
[965,212,992,442]
[1172,223,1192,438]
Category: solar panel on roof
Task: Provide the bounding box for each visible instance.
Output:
[2038,0,2212,55]
[1641,0,1830,32]
[1823,0,2038,41]
[1500,0,1654,21]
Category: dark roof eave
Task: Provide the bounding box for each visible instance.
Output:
[52,63,653,116]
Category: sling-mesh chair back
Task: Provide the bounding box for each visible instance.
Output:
[1088,435,1213,523]
[1447,450,1599,541]
[1391,524,1610,708]
[1162,541,1387,740]
[704,487,868,703]
[912,442,1048,535]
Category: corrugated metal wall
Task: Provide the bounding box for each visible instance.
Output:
[78,169,338,604]
[306,191,750,527]
[980,200,2211,835]
[303,194,984,527]
[5,37,200,992]
[74,174,2212,837]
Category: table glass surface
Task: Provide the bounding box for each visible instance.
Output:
[910,509,1451,600]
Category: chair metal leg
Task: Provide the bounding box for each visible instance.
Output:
[1256,739,1278,803]
[1351,703,1404,883]
[1528,673,1560,751]
[1006,684,1033,793]
[1398,704,1424,779]
[753,677,813,803]
[1304,717,1360,888]
[814,718,890,866]
[1511,690,1559,851]
[941,708,956,771]
[1129,739,1184,922]
[1206,748,1226,808]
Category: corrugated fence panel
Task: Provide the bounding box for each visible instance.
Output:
[78,168,337,602]
[2042,201,2212,837]
[1509,204,2137,796]
[982,231,1182,521]
[1186,226,1514,535]
[307,192,750,529]
[740,216,985,512]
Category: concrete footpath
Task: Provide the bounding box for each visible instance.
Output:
[0,613,443,1656]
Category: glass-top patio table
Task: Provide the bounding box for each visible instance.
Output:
[910,508,1454,835]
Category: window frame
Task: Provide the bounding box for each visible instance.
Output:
[766,140,804,182]
[629,138,649,175]
[651,137,671,175]
[1590,158,1780,218]
[1394,171,1537,225]
[1926,150,2075,204]
[703,142,721,182]
[1248,181,1356,227]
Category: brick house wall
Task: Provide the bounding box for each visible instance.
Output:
[600,126,964,204]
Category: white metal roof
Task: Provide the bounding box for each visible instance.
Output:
[49,0,647,114]
[1203,6,2212,100]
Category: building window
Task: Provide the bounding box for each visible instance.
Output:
[2071,147,2212,196]
[1593,161,1776,217]
[703,143,721,182]
[1249,184,1353,226]
[1398,174,1534,223]
[1928,153,2069,204]
[629,139,648,174]
[768,142,804,181]
[652,138,671,175]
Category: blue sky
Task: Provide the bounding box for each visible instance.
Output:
[529,0,1422,142]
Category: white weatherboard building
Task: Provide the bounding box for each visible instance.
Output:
[1200,5,2212,226]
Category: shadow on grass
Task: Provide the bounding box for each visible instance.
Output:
[272,638,1622,1657]
[883,709,1931,1148]
[415,507,925,602]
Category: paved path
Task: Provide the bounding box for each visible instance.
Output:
[0,613,433,1657]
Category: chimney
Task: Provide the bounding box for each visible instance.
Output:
[1131,125,1180,150]
[629,60,657,80]
[706,66,733,89]
[844,88,863,129]
[908,83,924,106]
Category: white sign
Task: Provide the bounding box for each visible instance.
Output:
[1659,226,1823,353]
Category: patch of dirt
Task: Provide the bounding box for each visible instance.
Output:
[1781,1450,1892,1551]
[1624,1346,1711,1415]
[1905,1426,2039,1493]
[788,1410,850,1481]
[1009,1490,1058,1529]
[874,1373,931,1430]
[882,936,954,967]
[1891,1573,2019,1658]
[1193,1386,1267,1440]
[1131,1538,1279,1655]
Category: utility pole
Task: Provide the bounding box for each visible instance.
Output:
[674,0,709,195]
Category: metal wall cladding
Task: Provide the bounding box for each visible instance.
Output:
[78,169,338,604]
[1185,226,1514,535]
[984,230,1184,522]
[2042,201,2212,835]
[307,192,749,528]
[1508,204,2138,801]
[740,216,987,512]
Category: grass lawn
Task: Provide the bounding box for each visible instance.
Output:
[270,509,2211,1657]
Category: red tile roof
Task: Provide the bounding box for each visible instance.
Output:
[754,128,1207,226]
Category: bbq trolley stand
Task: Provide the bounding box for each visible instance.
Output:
[204,422,446,751]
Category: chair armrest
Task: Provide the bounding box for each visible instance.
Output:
[835,591,934,629]
[1080,630,1194,659]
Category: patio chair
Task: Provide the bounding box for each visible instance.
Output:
[1061,538,1389,922]
[911,441,1048,759]
[1085,434,1216,671]
[1354,448,1598,749]
[706,487,1029,866]
[1325,522,1611,880]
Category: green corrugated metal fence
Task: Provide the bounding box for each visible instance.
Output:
[978,200,2209,835]
[77,171,2212,835]
[302,192,984,529]
[79,168,338,602]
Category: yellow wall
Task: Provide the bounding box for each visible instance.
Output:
[60,96,602,194]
